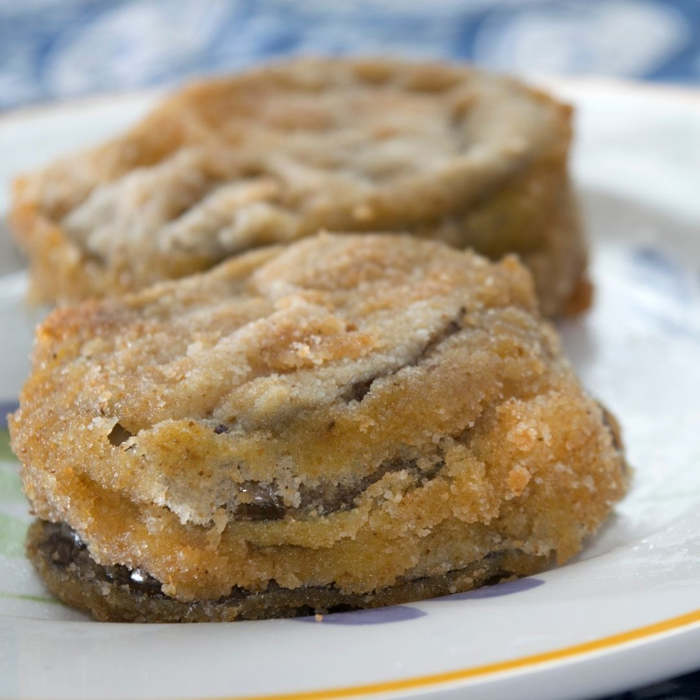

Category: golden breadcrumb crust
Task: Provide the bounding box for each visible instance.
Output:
[11,234,625,612]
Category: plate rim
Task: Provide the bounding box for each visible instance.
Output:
[185,608,700,700]
[0,73,698,129]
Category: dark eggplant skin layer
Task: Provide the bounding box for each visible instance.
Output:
[27,520,552,623]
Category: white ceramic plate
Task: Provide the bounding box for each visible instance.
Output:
[1,78,699,700]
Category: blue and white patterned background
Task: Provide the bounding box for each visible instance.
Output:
[1,0,699,111]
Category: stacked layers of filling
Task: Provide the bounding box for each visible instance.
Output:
[11,234,626,621]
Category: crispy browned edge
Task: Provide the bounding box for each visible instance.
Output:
[27,519,551,623]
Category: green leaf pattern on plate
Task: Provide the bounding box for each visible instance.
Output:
[0,426,29,558]
[0,465,23,503]
[0,426,15,463]
[0,513,27,558]
[0,425,59,606]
